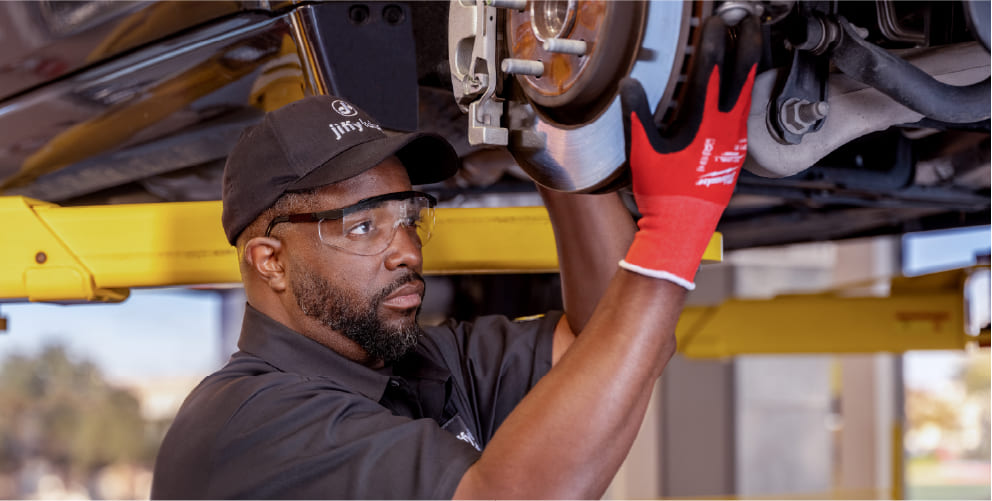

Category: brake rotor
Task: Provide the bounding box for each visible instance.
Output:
[507,1,646,125]
[506,0,705,193]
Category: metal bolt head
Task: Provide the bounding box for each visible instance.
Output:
[35,251,47,264]
[781,98,829,135]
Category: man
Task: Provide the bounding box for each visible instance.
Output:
[152,15,758,499]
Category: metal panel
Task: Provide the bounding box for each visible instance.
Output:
[290,2,419,131]
[0,12,292,198]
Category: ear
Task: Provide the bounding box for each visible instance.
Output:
[244,237,288,292]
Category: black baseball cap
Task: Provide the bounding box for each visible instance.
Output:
[221,95,460,245]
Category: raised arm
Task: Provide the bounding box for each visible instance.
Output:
[537,186,635,361]
[454,15,761,500]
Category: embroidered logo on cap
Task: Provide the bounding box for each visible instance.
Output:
[328,118,382,141]
[331,99,358,117]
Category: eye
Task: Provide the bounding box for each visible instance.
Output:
[346,219,375,237]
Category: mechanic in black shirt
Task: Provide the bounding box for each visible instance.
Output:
[152,15,759,499]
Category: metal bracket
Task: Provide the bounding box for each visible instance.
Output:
[290,2,419,131]
[449,0,508,146]
[3,197,130,303]
[768,14,833,145]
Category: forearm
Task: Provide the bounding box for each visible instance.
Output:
[454,270,684,499]
[538,186,636,333]
[454,12,757,497]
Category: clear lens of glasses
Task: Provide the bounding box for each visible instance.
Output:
[317,195,435,255]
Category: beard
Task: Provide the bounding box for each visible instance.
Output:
[292,269,424,363]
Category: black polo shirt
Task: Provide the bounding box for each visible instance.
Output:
[151,305,559,499]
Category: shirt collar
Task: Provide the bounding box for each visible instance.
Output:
[237,304,391,401]
[236,304,452,402]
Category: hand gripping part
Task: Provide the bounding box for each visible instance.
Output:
[618,14,761,289]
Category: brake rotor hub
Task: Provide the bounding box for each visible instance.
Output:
[449,0,703,192]
[508,0,700,192]
[507,0,646,125]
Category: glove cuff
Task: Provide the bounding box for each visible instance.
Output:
[623,196,725,289]
[618,260,697,290]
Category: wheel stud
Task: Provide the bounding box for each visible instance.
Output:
[543,38,588,56]
[486,0,527,10]
[501,58,545,76]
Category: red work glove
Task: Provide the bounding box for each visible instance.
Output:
[619,14,761,289]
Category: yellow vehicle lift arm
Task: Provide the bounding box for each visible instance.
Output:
[675,267,986,357]
[6,195,980,357]
[1,195,721,302]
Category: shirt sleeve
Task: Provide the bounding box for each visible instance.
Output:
[419,311,562,445]
[200,376,481,500]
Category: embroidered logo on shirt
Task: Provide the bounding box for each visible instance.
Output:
[456,430,481,451]
[442,414,481,451]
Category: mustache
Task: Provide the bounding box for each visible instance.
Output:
[381,271,425,299]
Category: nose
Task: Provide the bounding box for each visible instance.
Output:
[383,225,423,272]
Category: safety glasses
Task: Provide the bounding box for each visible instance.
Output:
[265,191,437,255]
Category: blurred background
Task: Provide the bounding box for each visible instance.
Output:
[0,224,987,500]
[0,0,988,498]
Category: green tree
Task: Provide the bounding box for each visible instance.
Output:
[0,344,154,481]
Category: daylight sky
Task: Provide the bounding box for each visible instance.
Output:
[0,288,224,384]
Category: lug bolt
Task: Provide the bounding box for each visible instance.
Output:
[543,38,587,55]
[501,58,544,77]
